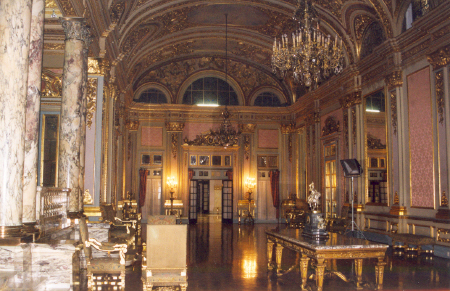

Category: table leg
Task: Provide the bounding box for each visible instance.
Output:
[300,255,310,290]
[267,240,274,270]
[375,257,386,290]
[275,245,284,275]
[354,258,363,289]
[315,258,326,291]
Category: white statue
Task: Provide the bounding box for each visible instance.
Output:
[307,182,321,211]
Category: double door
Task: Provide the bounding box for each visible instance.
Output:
[188,179,233,224]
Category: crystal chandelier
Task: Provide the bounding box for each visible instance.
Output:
[272,0,344,89]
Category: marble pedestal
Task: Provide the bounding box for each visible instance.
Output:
[302,212,329,241]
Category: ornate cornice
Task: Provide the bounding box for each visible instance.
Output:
[427,44,450,71]
[239,123,256,134]
[385,70,403,90]
[60,17,91,44]
[165,122,185,132]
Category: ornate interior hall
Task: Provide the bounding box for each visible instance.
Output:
[1,0,450,290]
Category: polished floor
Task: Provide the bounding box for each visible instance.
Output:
[120,214,450,291]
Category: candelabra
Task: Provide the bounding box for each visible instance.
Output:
[244,178,256,224]
[166,176,178,216]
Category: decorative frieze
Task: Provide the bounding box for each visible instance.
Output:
[239,123,256,134]
[165,122,185,132]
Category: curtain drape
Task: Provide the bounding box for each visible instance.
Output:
[188,169,194,180]
[269,170,280,218]
[139,168,149,212]
[226,170,233,180]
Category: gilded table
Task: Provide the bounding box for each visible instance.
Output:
[266,229,388,291]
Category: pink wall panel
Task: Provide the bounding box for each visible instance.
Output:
[258,129,279,149]
[183,122,217,140]
[408,67,434,208]
[141,127,163,147]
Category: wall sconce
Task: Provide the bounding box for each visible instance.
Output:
[245,177,256,194]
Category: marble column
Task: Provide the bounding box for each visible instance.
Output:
[23,0,46,229]
[58,17,90,216]
[0,0,33,236]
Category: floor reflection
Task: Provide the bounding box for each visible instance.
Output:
[108,215,450,290]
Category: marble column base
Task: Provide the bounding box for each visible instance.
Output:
[0,226,23,239]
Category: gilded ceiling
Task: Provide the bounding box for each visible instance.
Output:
[46,0,445,104]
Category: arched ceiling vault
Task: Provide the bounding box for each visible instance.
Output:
[51,0,405,103]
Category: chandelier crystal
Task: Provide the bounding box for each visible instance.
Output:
[272,0,344,89]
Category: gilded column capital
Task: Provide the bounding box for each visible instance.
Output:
[165,122,185,132]
[125,120,139,131]
[427,44,450,71]
[238,123,256,134]
[60,17,91,44]
[280,123,295,134]
[385,71,403,90]
[88,58,102,75]
[339,91,362,108]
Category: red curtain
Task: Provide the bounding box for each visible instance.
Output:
[188,169,195,180]
[226,170,233,180]
[139,168,149,212]
[269,170,280,218]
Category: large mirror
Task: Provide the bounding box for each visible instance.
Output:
[364,90,388,205]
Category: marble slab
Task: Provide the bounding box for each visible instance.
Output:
[266,228,388,250]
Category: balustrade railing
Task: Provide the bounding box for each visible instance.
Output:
[39,187,70,235]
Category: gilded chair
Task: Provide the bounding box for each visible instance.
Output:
[79,216,128,290]
[142,215,187,291]
[327,205,351,234]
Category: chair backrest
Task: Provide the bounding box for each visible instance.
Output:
[340,205,350,219]
[147,215,176,225]
[100,204,116,223]
[146,224,187,269]
[79,216,92,261]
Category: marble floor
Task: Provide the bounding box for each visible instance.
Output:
[116,214,450,291]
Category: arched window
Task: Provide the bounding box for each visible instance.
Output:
[253,92,282,107]
[182,77,238,106]
[360,21,386,59]
[135,88,168,104]
[403,0,430,31]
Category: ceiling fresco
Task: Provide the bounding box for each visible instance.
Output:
[46,0,442,104]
